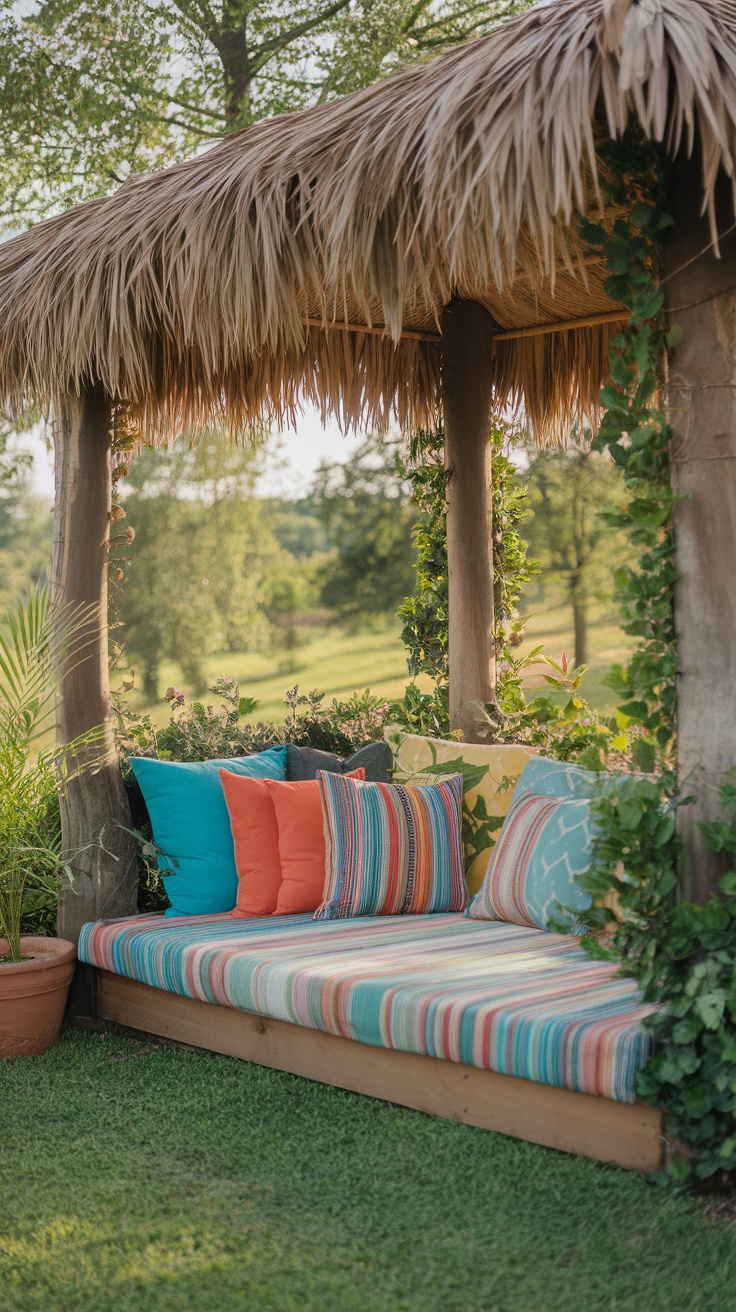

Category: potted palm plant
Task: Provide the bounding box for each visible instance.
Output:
[0,584,95,1057]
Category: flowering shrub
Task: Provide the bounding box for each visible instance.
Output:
[114,675,393,771]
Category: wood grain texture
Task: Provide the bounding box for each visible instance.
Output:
[97,970,664,1173]
[441,299,496,736]
[665,157,736,901]
[52,389,138,943]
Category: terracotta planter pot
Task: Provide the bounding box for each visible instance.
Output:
[0,936,76,1058]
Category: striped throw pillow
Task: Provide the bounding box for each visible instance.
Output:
[315,772,466,920]
[467,788,595,931]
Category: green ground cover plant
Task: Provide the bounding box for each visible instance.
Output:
[562,772,736,1184]
[2,1028,736,1312]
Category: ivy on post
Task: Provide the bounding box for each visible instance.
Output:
[579,134,678,785]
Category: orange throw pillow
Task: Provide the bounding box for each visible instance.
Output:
[222,768,365,918]
[220,772,282,917]
[268,769,365,916]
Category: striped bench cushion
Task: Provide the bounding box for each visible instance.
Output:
[78,912,655,1104]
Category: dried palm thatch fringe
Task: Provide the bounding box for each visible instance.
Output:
[0,0,734,443]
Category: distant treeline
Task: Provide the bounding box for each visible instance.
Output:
[0,426,631,698]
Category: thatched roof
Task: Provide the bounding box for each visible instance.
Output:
[0,0,735,442]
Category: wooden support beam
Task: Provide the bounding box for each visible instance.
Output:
[441,299,495,735]
[53,388,138,943]
[301,316,440,342]
[299,308,627,346]
[493,309,627,341]
[665,159,736,901]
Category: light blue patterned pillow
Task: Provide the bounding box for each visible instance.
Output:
[466,787,595,931]
[514,756,596,800]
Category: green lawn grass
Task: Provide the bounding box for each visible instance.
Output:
[117,593,632,727]
[2,1028,735,1312]
[116,621,427,725]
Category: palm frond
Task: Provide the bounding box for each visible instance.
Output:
[0,583,102,752]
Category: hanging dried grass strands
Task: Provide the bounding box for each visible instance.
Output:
[0,0,735,442]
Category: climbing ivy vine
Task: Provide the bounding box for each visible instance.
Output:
[580,134,678,781]
[568,133,736,1183]
[394,419,535,738]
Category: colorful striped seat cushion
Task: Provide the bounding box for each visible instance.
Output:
[78,912,655,1103]
[316,772,466,920]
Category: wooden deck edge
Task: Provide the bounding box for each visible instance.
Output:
[85,968,665,1173]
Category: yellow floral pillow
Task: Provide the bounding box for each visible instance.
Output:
[384,728,537,895]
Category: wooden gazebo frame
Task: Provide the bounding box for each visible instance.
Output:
[0,0,734,938]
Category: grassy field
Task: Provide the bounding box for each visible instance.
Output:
[2,1028,735,1312]
[114,592,632,727]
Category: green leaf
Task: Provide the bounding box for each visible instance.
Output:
[618,798,644,830]
[618,700,650,723]
[629,202,655,228]
[672,1016,703,1045]
[238,696,260,717]
[632,738,656,773]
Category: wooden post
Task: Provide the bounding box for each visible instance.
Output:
[665,161,736,901]
[441,299,495,737]
[53,387,138,943]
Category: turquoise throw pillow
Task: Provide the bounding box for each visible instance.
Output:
[467,786,595,932]
[130,746,287,917]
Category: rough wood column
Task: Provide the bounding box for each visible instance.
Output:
[53,387,137,943]
[665,162,736,902]
[441,299,495,737]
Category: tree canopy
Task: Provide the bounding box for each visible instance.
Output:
[0,0,531,223]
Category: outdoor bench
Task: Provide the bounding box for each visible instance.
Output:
[75,907,667,1172]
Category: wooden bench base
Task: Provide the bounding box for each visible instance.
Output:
[74,966,666,1173]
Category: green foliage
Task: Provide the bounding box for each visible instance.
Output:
[555,771,736,1183]
[396,426,449,687]
[115,675,283,771]
[283,684,390,756]
[0,0,534,225]
[115,674,390,771]
[388,682,456,741]
[395,418,536,740]
[314,435,417,630]
[490,420,536,643]
[522,444,631,667]
[0,585,99,957]
[0,426,53,611]
[497,650,622,769]
[581,133,677,778]
[114,438,290,698]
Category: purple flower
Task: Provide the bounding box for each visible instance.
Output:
[165,686,185,707]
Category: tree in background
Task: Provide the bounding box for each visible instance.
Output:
[521,445,630,669]
[116,438,282,697]
[0,0,534,224]
[0,428,52,609]
[312,434,417,631]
